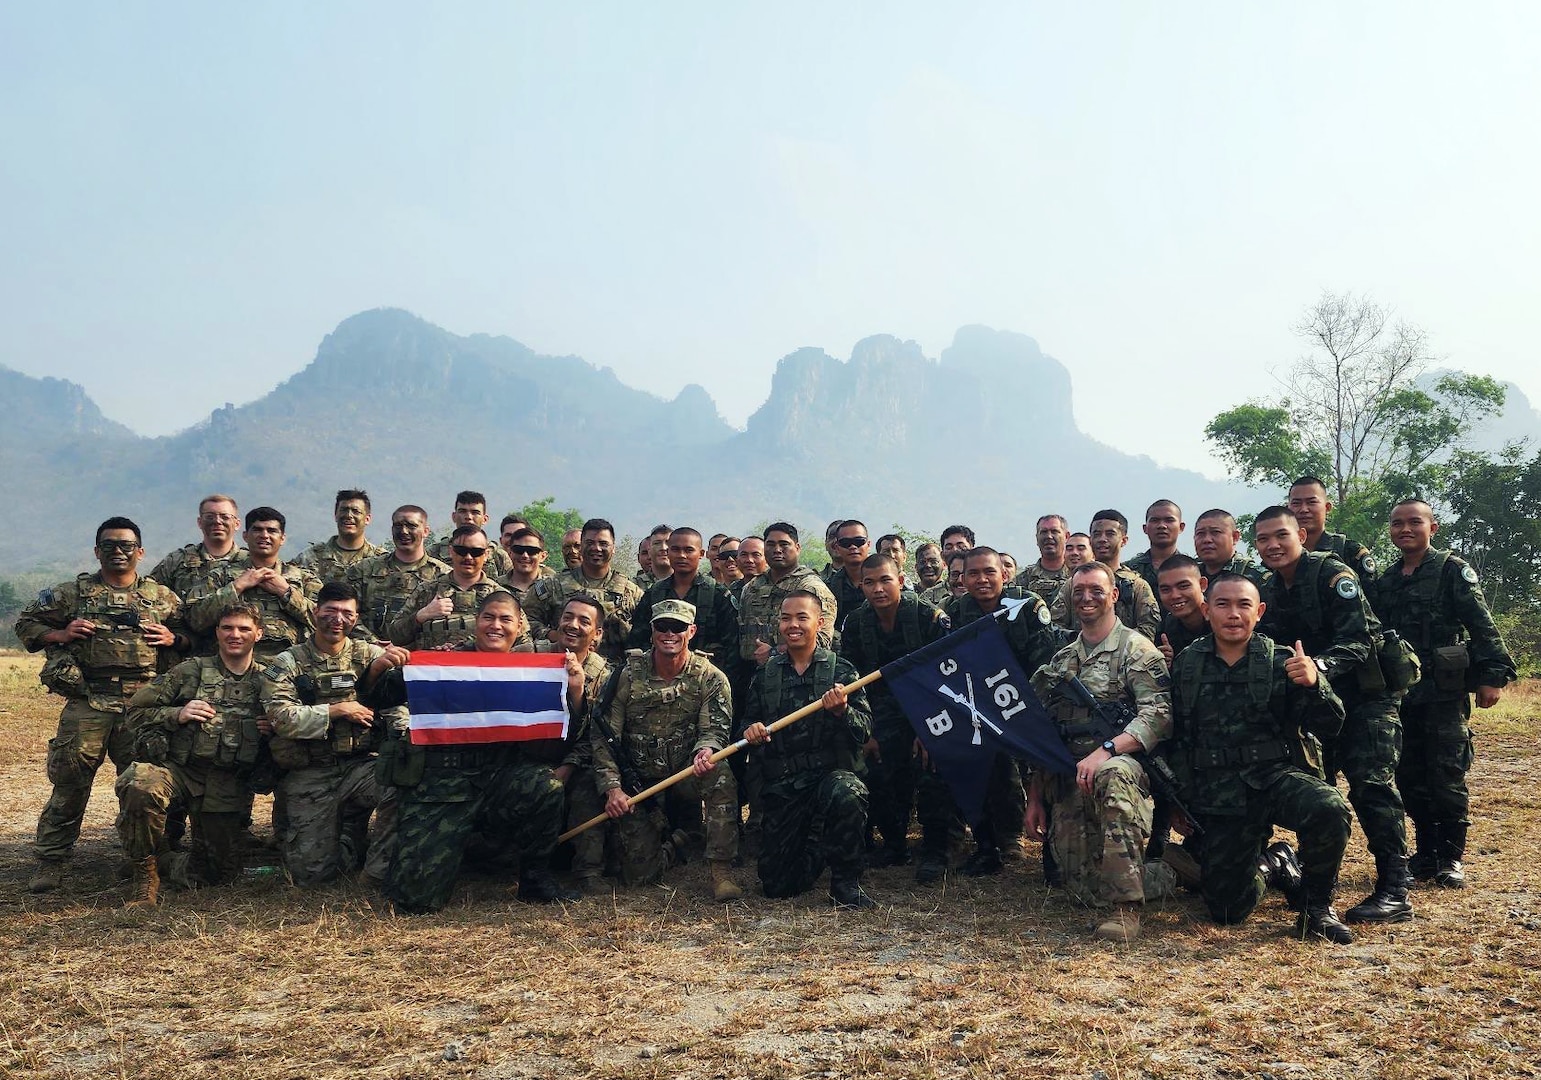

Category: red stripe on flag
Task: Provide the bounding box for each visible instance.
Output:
[410,722,569,746]
[407,651,567,669]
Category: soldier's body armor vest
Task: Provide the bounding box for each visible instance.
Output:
[755,650,850,778]
[269,640,380,768]
[171,656,264,770]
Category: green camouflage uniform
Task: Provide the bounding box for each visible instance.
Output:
[1031,622,1173,906]
[429,536,515,578]
[346,552,450,639]
[1050,567,1162,641]
[1012,561,1069,602]
[1169,635,1351,924]
[388,573,510,650]
[1159,612,1209,661]
[533,647,613,880]
[838,595,952,859]
[185,559,321,662]
[1374,549,1516,856]
[823,565,867,630]
[1199,553,1266,585]
[16,573,184,863]
[499,564,556,606]
[259,638,406,884]
[1313,531,1379,584]
[1123,549,1169,599]
[293,536,386,583]
[117,655,267,886]
[917,582,953,608]
[148,542,245,601]
[1258,551,1407,859]
[590,649,737,885]
[523,567,643,665]
[742,649,872,898]
[629,576,742,679]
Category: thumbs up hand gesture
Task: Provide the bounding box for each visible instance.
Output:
[1158,633,1174,664]
[1284,640,1317,687]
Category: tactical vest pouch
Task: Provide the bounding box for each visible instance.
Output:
[267,736,314,771]
[39,649,86,699]
[1354,650,1388,692]
[375,736,426,789]
[1378,630,1422,693]
[1289,732,1325,778]
[1432,644,1471,694]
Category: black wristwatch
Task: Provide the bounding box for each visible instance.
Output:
[1101,739,1118,756]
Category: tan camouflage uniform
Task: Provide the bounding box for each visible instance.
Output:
[736,566,839,665]
[185,560,321,662]
[1031,621,1173,906]
[293,536,386,583]
[1013,561,1069,602]
[522,567,643,665]
[387,573,510,650]
[429,536,514,578]
[1049,566,1162,642]
[346,552,451,639]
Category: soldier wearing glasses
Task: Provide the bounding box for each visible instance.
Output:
[15,517,186,893]
[389,526,507,650]
[147,494,246,602]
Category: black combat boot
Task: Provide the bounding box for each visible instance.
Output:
[1408,821,1438,882]
[1041,839,1062,886]
[914,848,948,885]
[962,845,1003,876]
[1434,822,1467,889]
[1295,874,1354,945]
[828,877,877,910]
[1345,854,1414,923]
[1259,841,1305,911]
[517,857,581,904]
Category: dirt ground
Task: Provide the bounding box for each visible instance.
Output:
[0,651,1537,1080]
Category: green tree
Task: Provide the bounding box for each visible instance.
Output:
[1440,445,1541,612]
[505,496,586,550]
[0,578,20,619]
[1205,292,1505,545]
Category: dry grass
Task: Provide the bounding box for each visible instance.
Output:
[1,653,1538,1080]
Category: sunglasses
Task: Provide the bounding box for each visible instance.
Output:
[97,539,139,554]
[653,620,690,634]
[451,545,489,558]
[509,544,544,557]
[836,536,869,549]
[718,550,740,560]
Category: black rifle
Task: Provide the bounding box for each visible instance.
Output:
[589,668,677,851]
[1061,675,1203,838]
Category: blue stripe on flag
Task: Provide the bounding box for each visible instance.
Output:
[406,678,565,717]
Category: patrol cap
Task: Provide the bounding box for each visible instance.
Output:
[651,598,696,625]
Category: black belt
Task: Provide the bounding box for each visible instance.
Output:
[1184,740,1291,769]
[759,749,841,779]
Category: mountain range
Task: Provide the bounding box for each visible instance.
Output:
[3,309,1534,576]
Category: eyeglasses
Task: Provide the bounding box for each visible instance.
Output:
[718,550,739,560]
[836,536,869,549]
[199,514,238,525]
[97,539,139,554]
[509,544,544,557]
[451,545,489,558]
[653,620,690,634]
[336,508,367,519]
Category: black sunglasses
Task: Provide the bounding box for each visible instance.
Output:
[718,550,739,560]
[836,536,869,549]
[509,544,544,557]
[653,620,690,633]
[451,545,489,558]
[97,539,139,554]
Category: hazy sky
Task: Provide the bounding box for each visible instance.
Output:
[3,4,1537,476]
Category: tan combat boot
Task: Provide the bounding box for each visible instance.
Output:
[27,862,63,894]
[709,860,744,901]
[1093,902,1141,943]
[124,856,160,908]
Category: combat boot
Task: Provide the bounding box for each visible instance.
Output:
[572,871,608,896]
[1295,874,1354,945]
[1345,854,1414,923]
[1259,840,1305,911]
[1434,822,1467,889]
[709,860,744,901]
[124,856,159,908]
[27,861,63,894]
[1408,821,1438,882]
[914,850,947,885]
[1162,843,1203,891]
[1041,841,1062,887]
[828,878,877,910]
[517,858,581,904]
[962,845,1002,877]
[1093,903,1141,943]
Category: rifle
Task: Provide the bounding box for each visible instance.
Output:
[1060,675,1203,837]
[586,668,675,845]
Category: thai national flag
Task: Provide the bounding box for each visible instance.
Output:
[402,651,570,746]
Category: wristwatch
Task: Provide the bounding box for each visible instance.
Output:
[1100,739,1118,756]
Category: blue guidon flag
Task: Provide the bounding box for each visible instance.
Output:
[402,651,570,746]
[882,602,1076,827]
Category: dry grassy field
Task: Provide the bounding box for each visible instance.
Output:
[0,649,1537,1080]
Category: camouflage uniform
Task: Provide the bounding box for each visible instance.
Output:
[1158,612,1209,661]
[346,552,450,639]
[499,564,556,606]
[838,595,952,861]
[259,638,406,884]
[823,566,867,630]
[429,536,514,578]
[531,647,613,882]
[1169,635,1351,924]
[742,649,872,898]
[629,576,742,679]
[1374,549,1516,870]
[388,573,511,650]
[633,568,657,591]
[185,560,321,663]
[590,649,737,885]
[1012,561,1069,602]
[1199,553,1266,585]
[1258,552,1407,860]
[737,566,839,666]
[293,536,386,583]
[917,582,953,609]
[1313,531,1379,585]
[1031,622,1173,906]
[1050,567,1162,641]
[523,567,643,665]
[15,573,184,863]
[147,542,245,601]
[1123,549,1170,599]
[946,590,1061,858]
[117,655,267,886]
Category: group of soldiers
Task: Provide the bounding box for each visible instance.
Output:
[14,478,1516,948]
